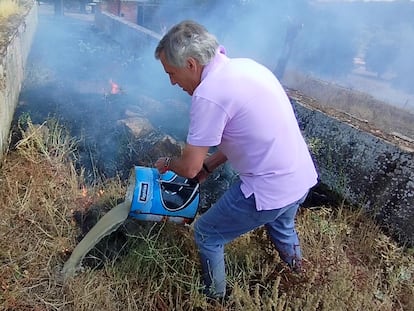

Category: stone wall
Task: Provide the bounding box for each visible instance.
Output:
[0,3,38,162]
[293,100,414,245]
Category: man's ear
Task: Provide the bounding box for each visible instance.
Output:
[186,57,198,72]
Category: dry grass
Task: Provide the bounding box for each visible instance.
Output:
[284,70,414,141]
[0,118,413,310]
[0,0,21,20]
[0,0,33,49]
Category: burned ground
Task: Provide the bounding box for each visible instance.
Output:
[12,9,188,181]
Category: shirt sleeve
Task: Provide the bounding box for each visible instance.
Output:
[187,96,229,147]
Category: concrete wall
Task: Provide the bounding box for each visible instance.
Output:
[95,8,161,52]
[0,3,38,162]
[100,1,138,25]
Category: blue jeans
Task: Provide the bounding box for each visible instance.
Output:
[193,181,308,297]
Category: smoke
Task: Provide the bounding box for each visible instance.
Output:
[17,8,173,180]
[16,1,414,179]
[141,0,414,110]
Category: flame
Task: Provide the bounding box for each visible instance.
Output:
[81,186,87,197]
[109,79,120,94]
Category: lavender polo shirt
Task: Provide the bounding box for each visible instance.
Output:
[187,47,318,210]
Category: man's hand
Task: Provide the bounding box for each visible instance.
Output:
[155,157,171,174]
[153,144,210,178]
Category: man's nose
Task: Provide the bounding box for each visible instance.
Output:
[170,77,176,85]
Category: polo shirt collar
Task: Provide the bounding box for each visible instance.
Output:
[201,45,228,81]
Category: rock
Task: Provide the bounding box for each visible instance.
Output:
[118,116,154,139]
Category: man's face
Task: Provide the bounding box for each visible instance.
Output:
[159,51,201,96]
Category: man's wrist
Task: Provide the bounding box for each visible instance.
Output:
[164,157,171,171]
[202,163,211,174]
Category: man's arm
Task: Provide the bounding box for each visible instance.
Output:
[203,150,227,173]
[194,149,228,183]
[154,145,228,180]
[154,143,209,178]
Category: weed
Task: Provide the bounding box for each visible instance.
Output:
[0,0,21,20]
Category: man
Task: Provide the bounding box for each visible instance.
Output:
[153,20,318,299]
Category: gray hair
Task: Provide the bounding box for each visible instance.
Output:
[154,20,219,68]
